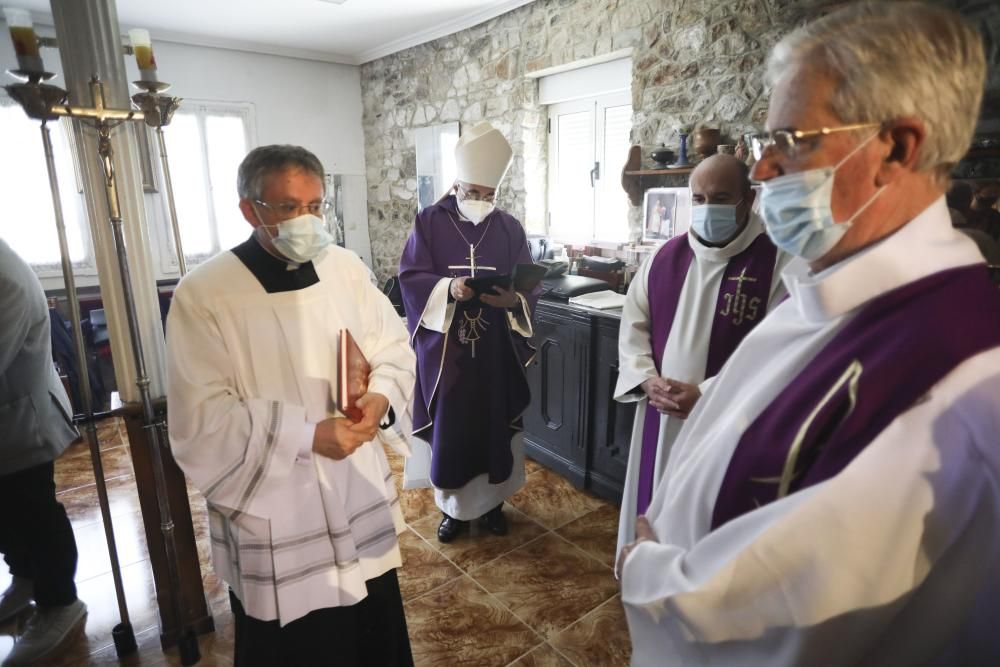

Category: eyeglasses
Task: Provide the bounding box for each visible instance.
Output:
[456,184,497,203]
[750,123,882,161]
[254,198,333,220]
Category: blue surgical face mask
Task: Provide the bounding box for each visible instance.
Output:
[690,200,744,244]
[258,213,333,263]
[759,133,884,260]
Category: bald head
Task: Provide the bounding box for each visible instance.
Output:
[689,154,752,203]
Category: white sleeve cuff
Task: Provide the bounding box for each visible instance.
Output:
[507,292,533,338]
[419,277,456,333]
[295,420,317,463]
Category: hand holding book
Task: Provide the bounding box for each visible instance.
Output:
[464,263,548,302]
[338,328,369,422]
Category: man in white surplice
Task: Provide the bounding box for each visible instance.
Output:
[619,4,1000,665]
[167,145,415,665]
[615,154,789,554]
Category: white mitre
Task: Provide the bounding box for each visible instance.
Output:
[454,121,513,189]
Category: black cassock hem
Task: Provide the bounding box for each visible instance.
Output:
[230,569,413,667]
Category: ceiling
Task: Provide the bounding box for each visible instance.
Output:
[17,0,537,65]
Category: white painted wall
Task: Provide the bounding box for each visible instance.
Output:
[0,29,373,289]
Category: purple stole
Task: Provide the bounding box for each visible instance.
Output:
[636,232,778,514]
[711,265,1000,530]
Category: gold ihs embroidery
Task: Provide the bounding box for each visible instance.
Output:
[719,266,762,326]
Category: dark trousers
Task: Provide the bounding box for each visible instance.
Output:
[231,568,414,667]
[0,460,78,607]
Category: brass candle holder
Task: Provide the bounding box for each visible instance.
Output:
[4,54,198,667]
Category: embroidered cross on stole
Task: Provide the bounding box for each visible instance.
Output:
[448,243,496,358]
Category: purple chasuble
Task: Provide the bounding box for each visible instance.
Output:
[711,264,1000,530]
[399,196,538,489]
[636,232,779,514]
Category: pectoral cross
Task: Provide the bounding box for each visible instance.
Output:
[448,243,496,277]
[448,243,496,358]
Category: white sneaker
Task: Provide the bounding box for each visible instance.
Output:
[1,599,86,666]
[0,578,33,625]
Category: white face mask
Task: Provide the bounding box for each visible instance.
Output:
[258,213,333,263]
[457,198,494,225]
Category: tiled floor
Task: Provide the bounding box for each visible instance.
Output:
[0,418,631,666]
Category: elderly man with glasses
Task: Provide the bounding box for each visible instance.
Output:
[619,4,1000,665]
[166,144,416,666]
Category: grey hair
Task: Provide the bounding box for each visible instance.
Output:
[237,144,325,200]
[767,2,985,183]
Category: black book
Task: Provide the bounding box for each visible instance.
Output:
[466,263,548,297]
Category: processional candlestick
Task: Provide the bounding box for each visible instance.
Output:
[3,21,199,665]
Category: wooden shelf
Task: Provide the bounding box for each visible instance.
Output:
[620,145,695,206]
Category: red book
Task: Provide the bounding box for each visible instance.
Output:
[337,328,370,422]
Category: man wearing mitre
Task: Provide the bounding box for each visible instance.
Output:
[399,121,538,543]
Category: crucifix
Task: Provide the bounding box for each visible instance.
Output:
[448,243,496,358]
[448,242,496,277]
[728,266,758,289]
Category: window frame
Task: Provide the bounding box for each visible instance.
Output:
[546,90,632,245]
[0,101,99,278]
[151,98,257,275]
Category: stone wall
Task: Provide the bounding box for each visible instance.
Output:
[360,0,1000,282]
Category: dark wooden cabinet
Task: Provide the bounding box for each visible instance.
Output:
[587,314,635,501]
[522,301,591,488]
[523,299,636,504]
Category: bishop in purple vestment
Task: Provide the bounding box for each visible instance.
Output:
[398,122,538,543]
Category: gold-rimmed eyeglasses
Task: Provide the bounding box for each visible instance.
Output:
[254,198,333,220]
[750,123,882,161]
[456,184,497,203]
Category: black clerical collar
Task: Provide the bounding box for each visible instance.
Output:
[231,234,320,293]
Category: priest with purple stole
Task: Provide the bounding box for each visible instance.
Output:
[619,4,1000,665]
[399,122,537,543]
[615,154,790,555]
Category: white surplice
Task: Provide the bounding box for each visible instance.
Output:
[166,244,415,626]
[615,213,790,553]
[621,197,1000,665]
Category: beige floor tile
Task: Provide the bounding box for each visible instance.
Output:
[549,595,631,667]
[508,469,604,530]
[55,445,135,494]
[474,533,617,639]
[398,485,439,525]
[524,457,545,477]
[409,507,546,573]
[398,528,463,602]
[555,503,620,568]
[406,575,539,667]
[73,510,150,582]
[508,642,574,666]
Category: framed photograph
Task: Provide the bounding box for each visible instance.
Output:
[643,187,691,243]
